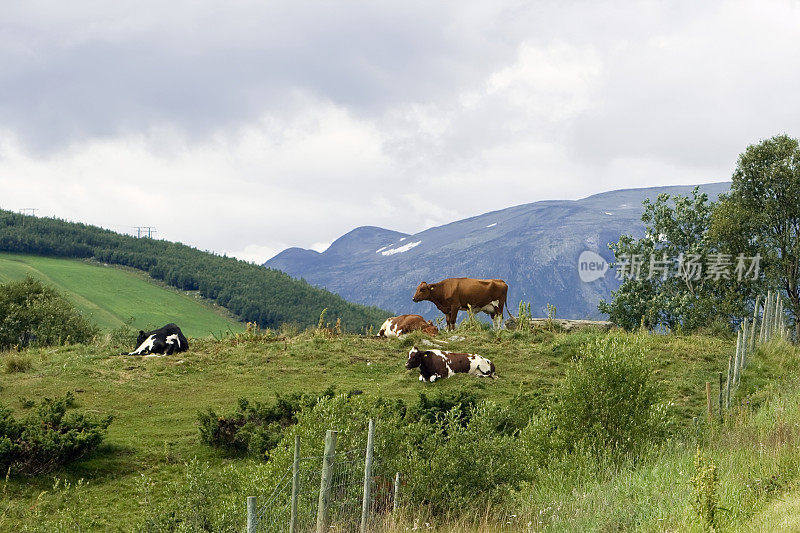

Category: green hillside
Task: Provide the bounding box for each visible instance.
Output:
[0,209,391,331]
[0,253,243,338]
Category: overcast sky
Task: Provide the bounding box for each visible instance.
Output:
[2,1,799,263]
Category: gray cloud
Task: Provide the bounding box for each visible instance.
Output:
[1,1,799,263]
[0,2,513,151]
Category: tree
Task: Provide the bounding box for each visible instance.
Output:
[711,134,800,339]
[599,188,749,331]
[0,277,98,350]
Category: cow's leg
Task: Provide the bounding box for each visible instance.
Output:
[447,308,459,330]
[491,311,502,330]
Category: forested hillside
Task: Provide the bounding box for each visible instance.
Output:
[0,210,389,331]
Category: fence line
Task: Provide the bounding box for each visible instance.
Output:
[723,291,790,410]
[247,419,401,533]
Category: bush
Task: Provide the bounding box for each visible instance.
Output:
[105,317,137,350]
[691,448,718,529]
[4,354,32,373]
[405,389,479,426]
[262,392,529,516]
[551,334,671,458]
[0,393,113,475]
[197,388,336,457]
[400,401,528,513]
[0,277,98,350]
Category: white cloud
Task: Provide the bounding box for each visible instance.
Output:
[1,1,799,262]
[310,242,331,253]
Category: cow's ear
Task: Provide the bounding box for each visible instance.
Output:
[139,330,145,335]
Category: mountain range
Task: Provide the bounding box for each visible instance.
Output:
[265,182,731,321]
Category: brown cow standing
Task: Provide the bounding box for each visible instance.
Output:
[412,278,510,330]
[378,315,438,337]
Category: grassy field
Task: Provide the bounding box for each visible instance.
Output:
[0,325,746,530]
[0,253,244,337]
[1,321,800,531]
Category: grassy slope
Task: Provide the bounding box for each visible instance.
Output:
[0,253,244,337]
[0,327,735,530]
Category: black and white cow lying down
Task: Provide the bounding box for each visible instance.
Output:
[126,323,189,356]
[405,346,496,382]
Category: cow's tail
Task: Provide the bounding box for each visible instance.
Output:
[503,296,516,320]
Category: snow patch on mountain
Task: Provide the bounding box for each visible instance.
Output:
[381,241,422,256]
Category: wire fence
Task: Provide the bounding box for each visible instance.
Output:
[248,420,399,533]
[254,454,323,533]
[716,290,792,418]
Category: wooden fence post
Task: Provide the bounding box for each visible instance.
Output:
[393,472,400,513]
[718,371,724,423]
[316,430,338,533]
[290,435,301,533]
[705,381,713,424]
[247,496,257,533]
[725,354,733,409]
[741,320,749,369]
[749,309,758,354]
[770,291,778,340]
[736,328,740,381]
[360,419,376,533]
[758,290,772,344]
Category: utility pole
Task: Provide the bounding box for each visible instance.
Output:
[18,208,37,227]
[133,226,157,238]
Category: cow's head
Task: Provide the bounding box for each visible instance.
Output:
[423,325,438,336]
[406,347,425,369]
[136,330,147,345]
[413,282,432,302]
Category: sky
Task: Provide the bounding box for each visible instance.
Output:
[2,1,799,263]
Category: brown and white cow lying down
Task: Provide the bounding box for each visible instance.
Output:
[378,315,438,337]
[412,277,510,330]
[406,346,496,382]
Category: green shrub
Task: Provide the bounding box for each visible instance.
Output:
[262,392,529,516]
[691,448,718,529]
[197,388,336,457]
[551,334,672,458]
[4,354,32,373]
[401,401,528,513]
[105,317,137,349]
[457,306,484,332]
[0,277,98,350]
[0,393,112,475]
[405,389,479,426]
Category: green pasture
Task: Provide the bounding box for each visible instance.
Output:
[0,253,244,338]
[0,327,744,530]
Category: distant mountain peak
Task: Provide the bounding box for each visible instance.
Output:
[265,182,731,319]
